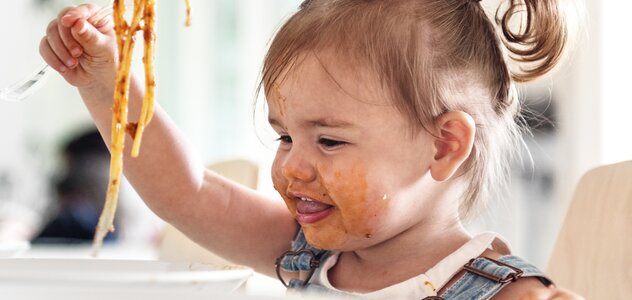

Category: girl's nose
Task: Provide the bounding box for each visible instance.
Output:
[281,149,317,183]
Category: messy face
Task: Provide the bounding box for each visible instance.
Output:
[268,53,435,251]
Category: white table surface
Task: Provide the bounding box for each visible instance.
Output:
[4,242,293,300]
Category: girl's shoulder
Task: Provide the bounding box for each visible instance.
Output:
[491,276,551,300]
[439,248,552,299]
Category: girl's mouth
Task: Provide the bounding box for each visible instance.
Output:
[295,196,334,224]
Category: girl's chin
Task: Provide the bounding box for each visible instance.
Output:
[302,222,383,249]
[302,229,347,250]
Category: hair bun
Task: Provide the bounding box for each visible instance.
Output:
[495,0,570,82]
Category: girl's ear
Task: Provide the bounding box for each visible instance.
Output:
[430,111,476,181]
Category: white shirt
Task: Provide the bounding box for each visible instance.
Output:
[311,232,511,299]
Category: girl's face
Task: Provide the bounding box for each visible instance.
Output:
[269,53,436,251]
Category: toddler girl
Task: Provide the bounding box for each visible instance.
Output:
[40,0,582,298]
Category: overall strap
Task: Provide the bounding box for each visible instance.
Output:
[439,255,553,300]
[275,229,329,289]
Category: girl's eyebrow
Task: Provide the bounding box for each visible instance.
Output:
[304,117,353,128]
[268,117,282,127]
[268,117,353,128]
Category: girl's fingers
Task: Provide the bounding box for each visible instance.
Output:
[60,3,100,28]
[45,19,77,70]
[58,4,99,58]
[39,36,67,73]
[56,6,82,58]
[94,15,115,33]
[60,4,112,54]
[70,18,103,50]
[58,23,83,58]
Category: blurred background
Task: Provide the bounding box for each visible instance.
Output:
[0,0,629,270]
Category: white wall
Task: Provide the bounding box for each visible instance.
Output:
[0,0,162,242]
[553,0,632,215]
[546,0,632,267]
[158,0,301,197]
[0,1,94,238]
[601,2,632,164]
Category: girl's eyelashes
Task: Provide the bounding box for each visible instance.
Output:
[275,134,346,149]
[276,134,292,144]
[318,137,346,149]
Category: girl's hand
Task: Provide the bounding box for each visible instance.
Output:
[520,287,585,300]
[39,4,117,90]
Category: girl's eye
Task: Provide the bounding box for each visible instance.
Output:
[276,135,292,144]
[318,138,346,148]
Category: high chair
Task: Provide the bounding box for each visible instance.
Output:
[547,160,632,299]
[157,159,259,265]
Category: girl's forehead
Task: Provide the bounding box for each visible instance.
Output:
[265,54,408,133]
[269,52,391,108]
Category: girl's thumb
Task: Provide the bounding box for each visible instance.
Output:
[70,18,104,52]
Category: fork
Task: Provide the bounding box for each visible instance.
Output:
[0,2,126,102]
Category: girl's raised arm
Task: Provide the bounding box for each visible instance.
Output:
[40,3,298,275]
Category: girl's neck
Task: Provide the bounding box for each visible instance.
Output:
[352,217,469,268]
[329,206,471,292]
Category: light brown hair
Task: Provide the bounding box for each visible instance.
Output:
[261,0,574,218]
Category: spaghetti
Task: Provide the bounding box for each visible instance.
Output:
[92,0,191,255]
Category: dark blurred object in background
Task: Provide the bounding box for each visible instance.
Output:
[33,128,118,244]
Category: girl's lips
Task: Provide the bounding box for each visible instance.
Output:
[294,196,334,224]
[295,206,334,224]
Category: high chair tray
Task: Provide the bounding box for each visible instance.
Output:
[0,258,252,292]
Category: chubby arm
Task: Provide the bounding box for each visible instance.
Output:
[85,77,298,275]
[40,3,297,275]
[519,286,585,300]
[492,278,584,300]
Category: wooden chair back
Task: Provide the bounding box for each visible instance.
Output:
[548,161,632,299]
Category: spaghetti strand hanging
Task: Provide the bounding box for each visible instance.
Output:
[92,0,191,255]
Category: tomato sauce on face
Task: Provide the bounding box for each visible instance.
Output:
[298,162,387,250]
[270,83,287,117]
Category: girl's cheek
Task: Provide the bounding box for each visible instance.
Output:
[271,165,282,190]
[320,163,388,238]
[271,161,296,214]
[271,155,287,192]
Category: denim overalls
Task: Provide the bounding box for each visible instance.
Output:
[276,229,552,299]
